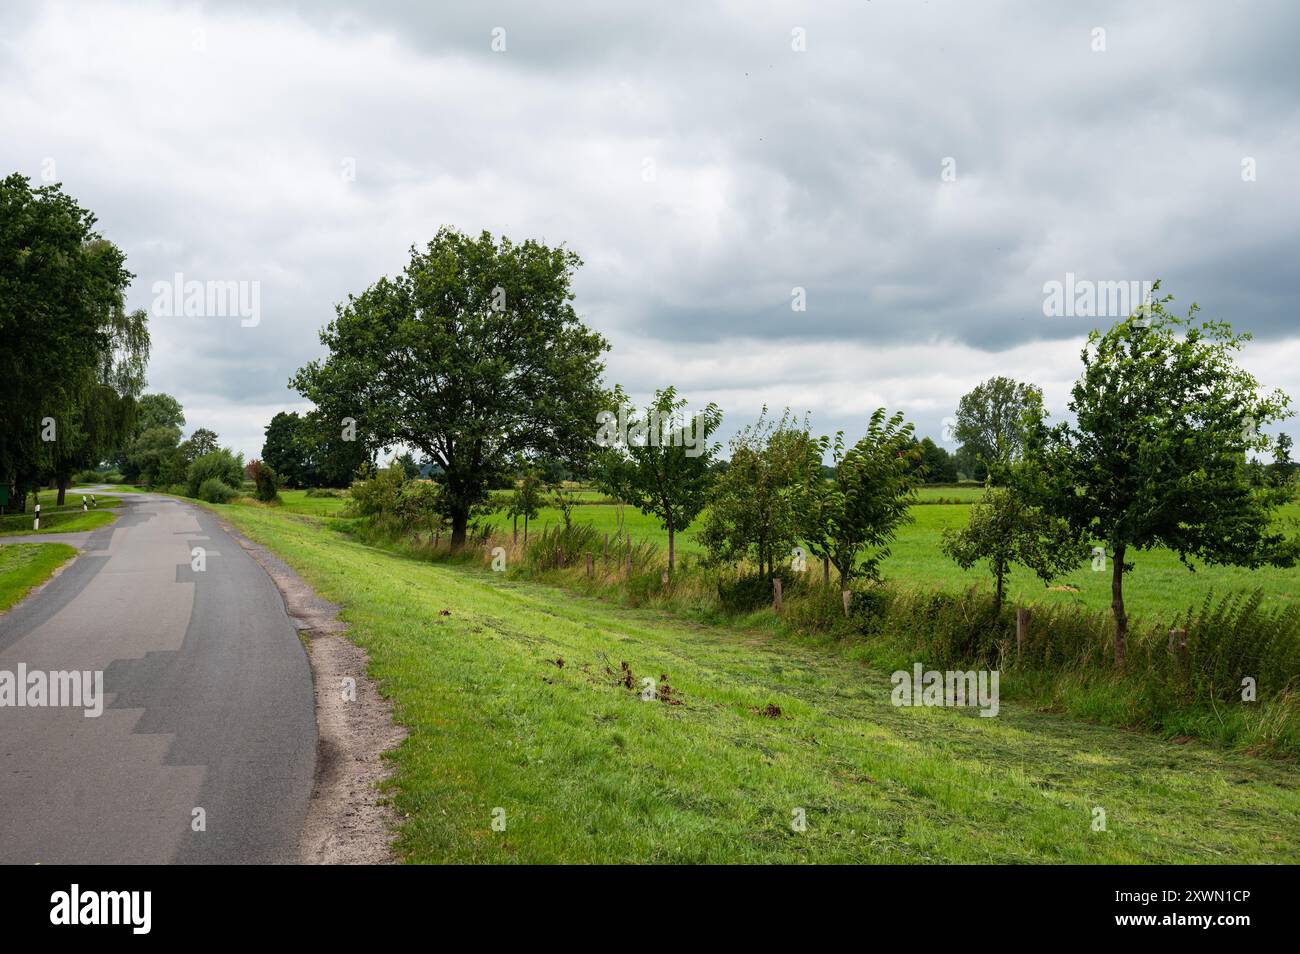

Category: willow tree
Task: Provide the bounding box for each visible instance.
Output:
[0,176,148,507]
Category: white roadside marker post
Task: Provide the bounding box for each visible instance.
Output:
[82,495,88,512]
[34,503,40,531]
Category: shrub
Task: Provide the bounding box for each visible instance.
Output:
[186,448,245,498]
[304,488,343,498]
[523,523,603,573]
[198,478,238,504]
[345,465,406,519]
[247,459,281,502]
[716,573,775,613]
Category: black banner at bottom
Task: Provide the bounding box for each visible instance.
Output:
[8,864,1287,939]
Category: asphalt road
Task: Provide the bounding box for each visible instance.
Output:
[0,493,316,863]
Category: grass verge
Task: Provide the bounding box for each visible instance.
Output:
[208,501,1300,864]
[0,543,78,612]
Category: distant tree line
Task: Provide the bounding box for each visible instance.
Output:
[275,229,1297,668]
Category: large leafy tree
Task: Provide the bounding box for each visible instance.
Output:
[0,174,145,508]
[798,409,921,586]
[953,376,1043,478]
[117,392,185,483]
[1023,289,1299,667]
[905,436,958,484]
[593,386,722,571]
[261,411,303,485]
[188,428,219,458]
[292,228,609,547]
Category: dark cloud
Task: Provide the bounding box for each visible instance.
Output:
[2,0,1297,457]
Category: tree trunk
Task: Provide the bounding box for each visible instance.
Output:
[450,507,469,551]
[523,513,529,547]
[513,514,518,544]
[994,562,1005,609]
[56,477,68,507]
[1111,543,1128,669]
[667,525,676,572]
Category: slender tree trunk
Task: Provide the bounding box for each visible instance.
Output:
[56,478,67,507]
[995,562,1005,609]
[1111,543,1128,669]
[513,514,518,544]
[667,515,676,572]
[523,513,529,547]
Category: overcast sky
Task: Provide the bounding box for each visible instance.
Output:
[4,0,1298,462]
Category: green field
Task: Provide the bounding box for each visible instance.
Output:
[480,496,1300,626]
[0,543,78,612]
[204,499,1300,863]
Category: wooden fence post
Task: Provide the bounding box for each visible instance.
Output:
[841,590,852,617]
[773,578,783,612]
[661,569,670,589]
[1016,607,1030,659]
[603,533,609,567]
[1168,628,1188,681]
[586,553,594,578]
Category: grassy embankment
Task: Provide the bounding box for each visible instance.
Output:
[0,494,121,537]
[205,495,1300,863]
[0,543,79,612]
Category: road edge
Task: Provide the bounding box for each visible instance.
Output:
[214,515,407,865]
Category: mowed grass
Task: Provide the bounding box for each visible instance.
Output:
[479,498,1300,625]
[209,501,1300,863]
[0,495,120,537]
[0,543,78,612]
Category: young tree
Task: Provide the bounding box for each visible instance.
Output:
[507,469,543,544]
[942,486,1086,608]
[699,408,812,578]
[291,227,609,548]
[1270,432,1295,491]
[953,376,1043,478]
[549,481,579,530]
[1023,288,1299,667]
[593,387,722,571]
[798,409,922,585]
